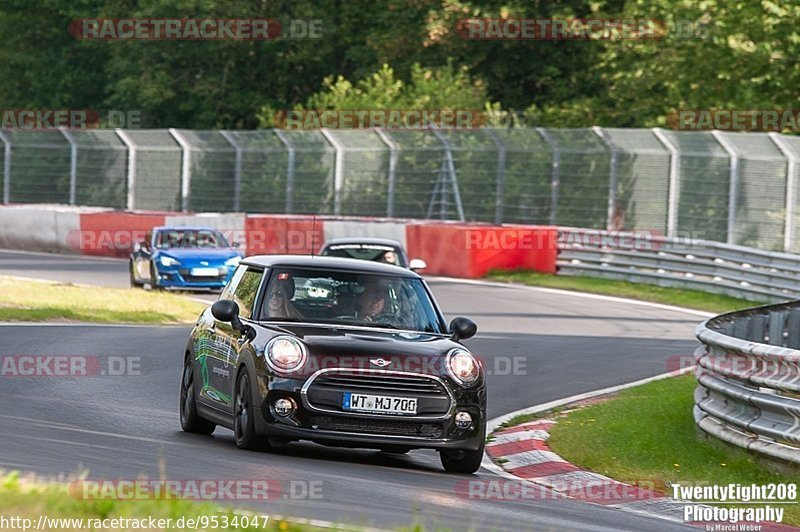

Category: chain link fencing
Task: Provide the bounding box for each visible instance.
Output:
[2,127,799,252]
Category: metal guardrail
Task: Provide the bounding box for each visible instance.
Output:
[694,302,800,465]
[4,128,800,254]
[557,227,800,303]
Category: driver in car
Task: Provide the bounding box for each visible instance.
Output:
[357,282,389,322]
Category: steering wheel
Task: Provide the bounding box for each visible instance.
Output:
[371,313,412,329]
[334,315,361,322]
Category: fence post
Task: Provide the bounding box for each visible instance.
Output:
[0,131,11,204]
[115,129,136,210]
[652,128,680,238]
[711,130,740,245]
[430,129,465,222]
[219,131,243,212]
[319,129,345,215]
[59,128,78,206]
[273,129,295,214]
[768,132,797,253]
[592,126,618,231]
[168,128,192,212]
[374,128,398,218]
[536,127,560,225]
[485,129,506,225]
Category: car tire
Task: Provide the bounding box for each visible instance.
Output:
[234,371,267,451]
[129,261,142,288]
[439,442,485,474]
[149,263,161,290]
[179,355,216,435]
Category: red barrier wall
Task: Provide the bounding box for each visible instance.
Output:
[405,224,557,278]
[74,212,167,257]
[245,215,325,255]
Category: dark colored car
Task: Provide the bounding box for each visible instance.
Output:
[179,255,486,473]
[130,226,243,290]
[319,237,427,271]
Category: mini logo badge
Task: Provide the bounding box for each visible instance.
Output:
[200,261,209,266]
[370,358,390,368]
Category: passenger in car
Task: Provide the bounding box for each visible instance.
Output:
[265,277,304,319]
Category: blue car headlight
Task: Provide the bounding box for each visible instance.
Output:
[159,255,181,268]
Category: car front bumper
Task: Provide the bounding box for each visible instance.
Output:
[253,373,486,451]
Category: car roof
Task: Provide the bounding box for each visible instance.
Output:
[321,237,404,249]
[152,226,221,232]
[241,255,420,278]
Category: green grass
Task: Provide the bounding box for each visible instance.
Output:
[0,276,205,324]
[487,270,762,314]
[546,374,800,526]
[0,472,326,531]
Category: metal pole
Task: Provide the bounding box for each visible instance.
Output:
[115,129,137,210]
[273,129,295,214]
[319,129,345,215]
[430,129,465,222]
[711,130,740,245]
[59,128,78,205]
[220,131,243,212]
[769,132,798,252]
[652,128,680,238]
[592,126,618,231]
[536,127,560,225]
[486,129,506,224]
[169,128,192,212]
[0,131,12,204]
[374,128,398,218]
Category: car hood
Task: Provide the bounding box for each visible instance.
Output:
[262,323,463,376]
[157,248,240,262]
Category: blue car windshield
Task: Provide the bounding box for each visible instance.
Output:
[155,229,230,249]
[261,268,445,334]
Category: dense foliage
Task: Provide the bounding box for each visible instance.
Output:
[0,0,797,129]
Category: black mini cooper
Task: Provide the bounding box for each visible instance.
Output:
[179,255,486,473]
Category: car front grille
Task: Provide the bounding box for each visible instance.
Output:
[313,371,448,395]
[304,370,452,416]
[310,415,443,439]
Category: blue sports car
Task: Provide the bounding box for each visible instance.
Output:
[130,226,243,290]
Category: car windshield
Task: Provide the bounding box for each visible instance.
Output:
[155,229,230,249]
[321,244,403,267]
[261,268,444,333]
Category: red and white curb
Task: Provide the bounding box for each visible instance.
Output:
[484,415,798,531]
[486,417,685,518]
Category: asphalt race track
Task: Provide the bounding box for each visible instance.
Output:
[0,250,701,530]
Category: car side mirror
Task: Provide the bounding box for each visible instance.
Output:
[212,300,246,333]
[449,317,477,341]
[409,258,427,271]
[231,241,241,249]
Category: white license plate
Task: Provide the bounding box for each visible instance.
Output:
[342,392,417,415]
[190,267,219,277]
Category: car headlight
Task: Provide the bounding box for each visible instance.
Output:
[446,348,480,386]
[225,256,242,267]
[159,255,180,267]
[266,336,307,373]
